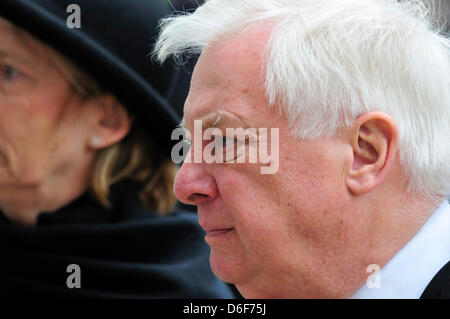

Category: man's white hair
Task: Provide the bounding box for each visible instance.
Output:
[154,0,450,198]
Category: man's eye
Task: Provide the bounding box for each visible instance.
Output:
[183,138,192,146]
[222,137,236,147]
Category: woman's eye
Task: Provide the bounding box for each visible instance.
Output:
[1,65,25,82]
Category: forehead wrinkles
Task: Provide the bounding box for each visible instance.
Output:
[0,18,52,68]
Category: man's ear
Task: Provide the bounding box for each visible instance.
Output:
[346,112,398,195]
[87,94,134,149]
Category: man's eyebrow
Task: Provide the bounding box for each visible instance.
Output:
[193,113,249,131]
[202,113,224,130]
[182,112,252,131]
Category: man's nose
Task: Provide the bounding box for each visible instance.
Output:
[174,161,218,206]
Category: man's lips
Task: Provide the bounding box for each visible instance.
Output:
[205,228,234,237]
[199,215,235,237]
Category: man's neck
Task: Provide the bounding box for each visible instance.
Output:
[351,199,450,298]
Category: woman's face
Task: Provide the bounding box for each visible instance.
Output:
[0,19,115,225]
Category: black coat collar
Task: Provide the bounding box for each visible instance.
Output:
[0,180,234,298]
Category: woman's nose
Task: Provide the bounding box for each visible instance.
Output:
[174,160,218,206]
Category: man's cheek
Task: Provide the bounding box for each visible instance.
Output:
[236,216,282,250]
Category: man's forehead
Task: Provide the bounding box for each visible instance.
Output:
[185,23,274,126]
[197,23,272,76]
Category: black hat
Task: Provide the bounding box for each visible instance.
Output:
[0,0,183,155]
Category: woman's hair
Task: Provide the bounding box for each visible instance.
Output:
[0,16,177,213]
[155,0,450,199]
[49,48,177,214]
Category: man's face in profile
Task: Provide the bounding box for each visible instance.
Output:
[173,26,375,298]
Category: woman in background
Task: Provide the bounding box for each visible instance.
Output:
[0,0,234,298]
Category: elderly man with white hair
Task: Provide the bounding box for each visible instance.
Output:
[155,0,450,298]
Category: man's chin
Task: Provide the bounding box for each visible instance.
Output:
[208,248,252,288]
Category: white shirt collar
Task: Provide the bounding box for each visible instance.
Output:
[350,200,450,299]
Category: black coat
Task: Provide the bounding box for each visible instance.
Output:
[0,180,234,298]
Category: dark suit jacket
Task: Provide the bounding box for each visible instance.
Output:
[421,261,450,298]
[421,198,450,299]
